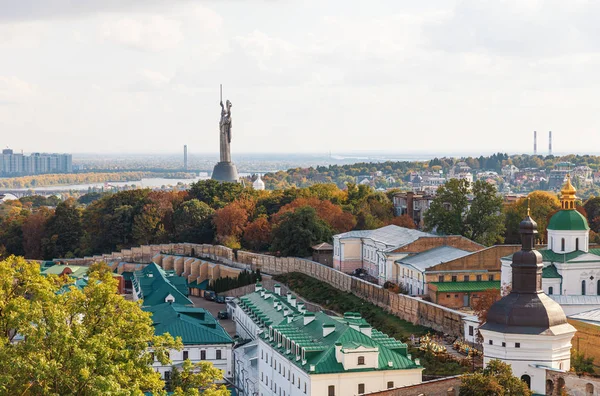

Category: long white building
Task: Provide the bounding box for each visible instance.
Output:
[232,284,422,396]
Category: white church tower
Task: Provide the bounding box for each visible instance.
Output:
[480,210,576,394]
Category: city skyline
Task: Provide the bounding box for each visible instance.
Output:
[2,0,600,154]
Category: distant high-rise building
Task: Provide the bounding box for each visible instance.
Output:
[184,145,188,171]
[0,148,72,176]
[549,131,553,155]
[534,130,537,155]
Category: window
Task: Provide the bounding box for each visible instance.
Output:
[561,238,565,251]
[464,275,470,282]
[164,370,171,380]
[516,343,520,348]
[358,384,365,394]
[358,356,365,365]
[451,275,457,282]
[438,275,444,282]
[502,342,506,347]
[328,385,335,396]
[576,238,580,251]
[200,350,206,360]
[488,275,494,281]
[597,280,600,296]
[521,375,531,389]
[150,352,155,361]
[476,275,482,281]
[216,350,222,360]
[489,340,493,345]
[261,350,264,359]
[387,381,394,389]
[183,350,188,360]
[583,280,587,296]
[446,294,450,298]
[304,383,307,393]
[261,373,264,381]
[292,373,294,383]
[469,326,474,336]
[549,286,554,295]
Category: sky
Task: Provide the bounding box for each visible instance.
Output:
[1,0,600,155]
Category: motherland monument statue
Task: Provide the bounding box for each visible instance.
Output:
[211,85,239,182]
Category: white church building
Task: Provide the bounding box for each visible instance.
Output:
[501,176,600,315]
[481,209,576,395]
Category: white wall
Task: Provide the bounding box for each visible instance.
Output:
[152,344,232,379]
[548,229,589,254]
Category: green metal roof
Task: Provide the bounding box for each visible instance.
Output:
[42,265,89,279]
[429,281,500,293]
[547,209,589,231]
[504,249,600,264]
[133,262,192,307]
[240,289,419,375]
[145,303,232,345]
[188,279,210,290]
[542,265,562,279]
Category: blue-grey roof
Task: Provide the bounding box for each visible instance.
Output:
[550,295,600,305]
[568,308,600,325]
[335,225,431,248]
[397,246,471,271]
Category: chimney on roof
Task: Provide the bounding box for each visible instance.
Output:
[274,284,281,295]
[287,292,292,303]
[290,295,297,308]
[255,283,262,292]
[297,302,306,313]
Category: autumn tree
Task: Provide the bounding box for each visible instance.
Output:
[243,216,272,251]
[271,206,333,257]
[584,197,600,232]
[387,214,417,229]
[471,289,500,325]
[21,207,52,259]
[504,191,560,244]
[213,200,249,248]
[272,197,356,233]
[169,360,230,396]
[460,360,532,396]
[0,256,181,394]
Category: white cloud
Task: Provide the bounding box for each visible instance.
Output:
[102,15,183,51]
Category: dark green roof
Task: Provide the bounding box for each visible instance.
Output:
[145,303,232,345]
[429,281,500,293]
[542,265,562,279]
[188,279,210,290]
[504,249,600,264]
[133,263,192,307]
[547,210,589,231]
[239,290,420,375]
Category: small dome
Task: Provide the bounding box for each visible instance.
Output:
[252,175,265,190]
[519,215,537,233]
[547,210,589,231]
[561,174,576,196]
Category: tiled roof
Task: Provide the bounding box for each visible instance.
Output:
[334,225,431,248]
[133,262,192,307]
[42,265,89,279]
[429,281,500,293]
[145,303,232,345]
[542,265,562,279]
[238,289,419,375]
[312,242,333,251]
[396,246,471,271]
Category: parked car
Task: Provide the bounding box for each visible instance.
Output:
[217,310,229,319]
[204,291,216,301]
[215,295,225,304]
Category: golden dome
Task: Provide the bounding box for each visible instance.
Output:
[560,174,577,210]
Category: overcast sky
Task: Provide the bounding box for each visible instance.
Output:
[1,0,600,155]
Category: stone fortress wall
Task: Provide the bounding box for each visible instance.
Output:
[56,243,467,336]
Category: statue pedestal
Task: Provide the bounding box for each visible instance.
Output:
[211,161,239,183]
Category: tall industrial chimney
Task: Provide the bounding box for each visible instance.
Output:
[534,131,537,155]
[184,145,188,170]
[548,131,552,156]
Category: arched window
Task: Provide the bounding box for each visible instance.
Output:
[549,286,554,295]
[357,356,365,365]
[586,383,594,396]
[546,380,554,395]
[521,375,531,389]
[582,280,587,296]
[561,238,566,251]
[550,237,553,250]
[576,238,580,251]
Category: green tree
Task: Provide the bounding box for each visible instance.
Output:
[188,180,245,208]
[584,197,600,232]
[173,199,215,243]
[504,191,560,244]
[460,360,532,396]
[424,178,470,237]
[170,360,229,396]
[0,256,181,395]
[42,198,83,259]
[425,179,504,246]
[466,180,505,245]
[271,206,333,257]
[571,349,595,375]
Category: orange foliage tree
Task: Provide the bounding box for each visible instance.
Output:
[272,197,355,233]
[387,214,416,229]
[213,200,249,245]
[242,216,272,251]
[471,289,501,325]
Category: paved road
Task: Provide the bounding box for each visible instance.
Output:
[189,296,236,337]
